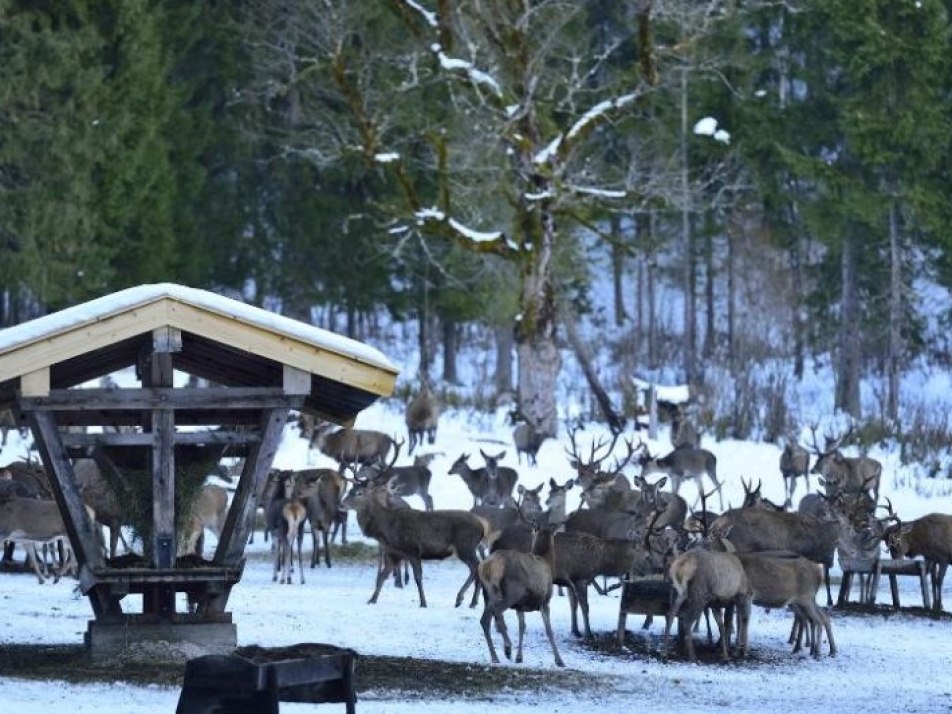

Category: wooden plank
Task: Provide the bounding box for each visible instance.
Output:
[20,387,306,411]
[20,368,50,397]
[283,365,311,395]
[61,430,262,448]
[152,408,176,570]
[0,301,171,378]
[153,326,183,353]
[168,302,397,396]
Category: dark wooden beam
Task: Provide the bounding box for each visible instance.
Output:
[210,408,289,611]
[20,387,306,411]
[27,410,121,619]
[60,430,262,448]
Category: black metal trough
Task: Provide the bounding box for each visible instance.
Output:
[176,642,358,714]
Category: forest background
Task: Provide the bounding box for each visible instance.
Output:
[3,0,952,470]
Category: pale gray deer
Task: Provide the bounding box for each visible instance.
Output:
[638,445,723,511]
[662,545,752,662]
[477,539,565,666]
[179,484,230,558]
[509,409,547,466]
[808,424,882,505]
[266,471,308,585]
[670,406,700,450]
[291,467,345,569]
[448,452,517,508]
[359,456,434,511]
[709,522,836,659]
[0,494,82,584]
[779,441,811,509]
[711,501,877,606]
[309,420,395,467]
[405,382,440,455]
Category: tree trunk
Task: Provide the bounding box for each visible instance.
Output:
[610,214,627,327]
[493,323,514,397]
[515,200,560,439]
[441,318,459,385]
[887,196,902,421]
[726,217,735,368]
[835,234,861,417]
[680,67,697,385]
[703,225,715,359]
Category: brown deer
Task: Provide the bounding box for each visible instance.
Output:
[779,441,811,509]
[179,484,229,558]
[808,424,882,504]
[670,406,699,450]
[639,446,723,510]
[405,382,440,455]
[310,421,395,466]
[344,450,490,608]
[266,471,307,585]
[291,468,345,569]
[477,540,565,666]
[711,501,876,606]
[448,452,516,507]
[884,508,952,612]
[509,409,547,466]
[359,456,434,511]
[662,545,752,662]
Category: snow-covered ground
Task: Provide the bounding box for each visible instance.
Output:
[1,400,952,712]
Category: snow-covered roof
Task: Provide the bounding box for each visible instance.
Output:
[0,283,399,421]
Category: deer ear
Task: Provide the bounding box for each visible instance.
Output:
[518,484,526,494]
[656,477,668,489]
[565,479,575,490]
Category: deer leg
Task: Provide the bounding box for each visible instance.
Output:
[819,606,836,656]
[824,563,833,607]
[408,557,427,607]
[296,524,306,585]
[493,608,513,660]
[321,525,332,568]
[662,592,687,659]
[515,610,527,663]
[309,521,320,569]
[422,493,434,511]
[369,554,396,603]
[540,602,565,667]
[457,554,482,608]
[480,604,502,664]
[711,608,729,661]
[566,583,582,637]
[934,562,947,612]
[576,580,593,638]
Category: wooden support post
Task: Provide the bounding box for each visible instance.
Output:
[28,410,121,618]
[211,408,289,609]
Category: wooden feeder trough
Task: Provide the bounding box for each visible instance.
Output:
[0,284,398,657]
[176,643,358,714]
[616,576,673,646]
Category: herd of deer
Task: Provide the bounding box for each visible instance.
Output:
[2,387,952,670]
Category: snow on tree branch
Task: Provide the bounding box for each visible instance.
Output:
[401,0,438,28]
[413,206,514,256]
[430,44,502,98]
[534,91,642,167]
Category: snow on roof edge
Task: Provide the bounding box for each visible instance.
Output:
[0,283,398,375]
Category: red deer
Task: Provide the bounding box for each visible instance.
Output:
[808,424,882,504]
[639,446,723,511]
[662,546,752,662]
[477,543,565,666]
[310,421,395,466]
[344,451,490,608]
[884,508,952,612]
[405,382,440,455]
[779,441,811,509]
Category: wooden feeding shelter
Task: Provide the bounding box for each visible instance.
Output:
[0,284,398,655]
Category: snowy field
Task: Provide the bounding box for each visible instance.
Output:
[1,401,952,713]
